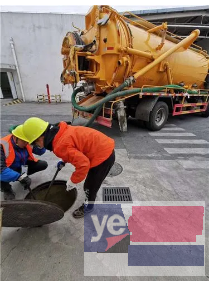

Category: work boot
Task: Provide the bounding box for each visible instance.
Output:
[72,203,94,219]
[3,188,16,200]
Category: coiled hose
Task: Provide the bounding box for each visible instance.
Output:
[71,84,207,127]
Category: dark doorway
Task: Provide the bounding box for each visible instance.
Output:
[0,72,13,98]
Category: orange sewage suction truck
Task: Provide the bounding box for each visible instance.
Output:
[60,5,209,131]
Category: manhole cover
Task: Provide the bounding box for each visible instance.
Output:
[103,187,132,202]
[1,200,64,228]
[25,180,77,212]
[107,162,123,177]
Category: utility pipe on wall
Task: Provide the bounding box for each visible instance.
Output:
[10,37,26,102]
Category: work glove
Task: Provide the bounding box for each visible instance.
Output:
[18,173,32,190]
[66,180,77,191]
[57,160,66,170]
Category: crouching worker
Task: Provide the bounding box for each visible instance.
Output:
[0,125,48,200]
[22,117,115,218]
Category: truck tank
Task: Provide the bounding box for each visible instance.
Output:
[61,5,209,93]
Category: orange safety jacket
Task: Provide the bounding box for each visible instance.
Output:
[52,122,115,184]
[0,134,38,167]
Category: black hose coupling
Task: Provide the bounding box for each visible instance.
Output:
[82,82,95,94]
[125,76,136,87]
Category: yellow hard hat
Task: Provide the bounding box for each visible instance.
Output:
[22,117,49,144]
[12,125,29,142]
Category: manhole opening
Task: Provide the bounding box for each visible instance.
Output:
[25,180,77,212]
[107,162,123,177]
[103,187,132,202]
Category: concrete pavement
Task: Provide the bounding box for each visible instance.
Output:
[1,101,209,280]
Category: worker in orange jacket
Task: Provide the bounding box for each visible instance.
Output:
[22,117,115,218]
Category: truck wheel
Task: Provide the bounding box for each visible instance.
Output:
[201,104,209,118]
[147,101,169,131]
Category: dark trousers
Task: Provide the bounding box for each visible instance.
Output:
[1,160,48,192]
[84,150,115,202]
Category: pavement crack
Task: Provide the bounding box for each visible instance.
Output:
[1,232,27,265]
[120,135,130,161]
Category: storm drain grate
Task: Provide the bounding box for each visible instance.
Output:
[103,187,132,202]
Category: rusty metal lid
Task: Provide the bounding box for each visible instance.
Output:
[108,162,123,177]
[25,180,77,212]
[1,200,64,228]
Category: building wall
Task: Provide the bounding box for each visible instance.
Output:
[1,12,85,101]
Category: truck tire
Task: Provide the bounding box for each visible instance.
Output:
[201,104,209,118]
[147,101,169,131]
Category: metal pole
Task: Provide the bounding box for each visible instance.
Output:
[27,185,36,200]
[167,24,209,29]
[46,84,51,103]
[120,47,154,60]
[44,168,60,200]
[9,37,26,102]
